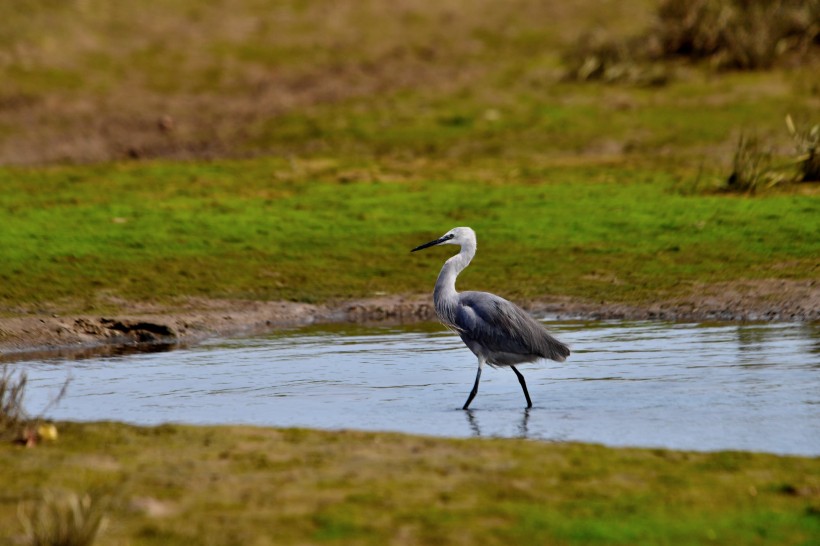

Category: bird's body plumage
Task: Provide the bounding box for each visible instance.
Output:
[412,226,570,409]
[450,291,569,367]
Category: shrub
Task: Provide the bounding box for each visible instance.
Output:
[564,0,820,80]
[656,0,820,69]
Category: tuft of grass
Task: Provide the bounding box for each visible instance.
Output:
[786,114,820,182]
[717,116,820,193]
[0,365,28,441]
[0,364,69,445]
[724,133,784,193]
[18,490,108,546]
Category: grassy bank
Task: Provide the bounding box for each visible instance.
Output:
[1,159,818,314]
[1,0,818,314]
[1,423,818,545]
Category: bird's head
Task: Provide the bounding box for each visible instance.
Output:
[411,227,476,252]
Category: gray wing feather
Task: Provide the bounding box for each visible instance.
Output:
[455,291,570,363]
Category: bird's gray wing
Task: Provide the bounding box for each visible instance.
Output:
[455,291,569,362]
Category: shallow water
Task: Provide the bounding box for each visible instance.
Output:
[11,320,820,456]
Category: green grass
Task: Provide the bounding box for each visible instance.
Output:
[1,159,817,312]
[1,423,818,545]
[0,1,816,315]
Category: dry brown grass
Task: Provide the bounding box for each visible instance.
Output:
[0,0,649,164]
[656,0,820,69]
[563,0,820,82]
[682,114,820,193]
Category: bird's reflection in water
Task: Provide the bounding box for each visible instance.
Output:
[518,408,531,438]
[465,409,481,437]
[464,408,531,439]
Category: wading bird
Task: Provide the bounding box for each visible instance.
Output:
[412,227,570,409]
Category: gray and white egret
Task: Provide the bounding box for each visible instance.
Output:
[412,227,570,409]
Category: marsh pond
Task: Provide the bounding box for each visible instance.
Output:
[9,319,820,456]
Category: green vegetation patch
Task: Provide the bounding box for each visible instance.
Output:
[1,423,818,545]
[1,159,817,312]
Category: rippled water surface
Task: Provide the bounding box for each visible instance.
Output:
[11,320,820,455]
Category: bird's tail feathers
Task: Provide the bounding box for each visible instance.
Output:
[540,331,571,362]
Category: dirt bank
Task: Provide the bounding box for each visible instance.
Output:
[0,279,816,358]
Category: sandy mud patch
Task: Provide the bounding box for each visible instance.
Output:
[0,279,816,358]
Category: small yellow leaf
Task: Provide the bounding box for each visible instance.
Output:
[37,424,58,441]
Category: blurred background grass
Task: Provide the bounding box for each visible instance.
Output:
[0,0,816,166]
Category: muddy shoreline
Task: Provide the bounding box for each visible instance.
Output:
[1,280,817,359]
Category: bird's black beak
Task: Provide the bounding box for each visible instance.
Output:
[411,233,454,252]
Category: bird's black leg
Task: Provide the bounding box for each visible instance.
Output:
[463,366,482,410]
[510,365,532,409]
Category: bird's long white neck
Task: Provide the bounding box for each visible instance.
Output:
[433,240,476,311]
